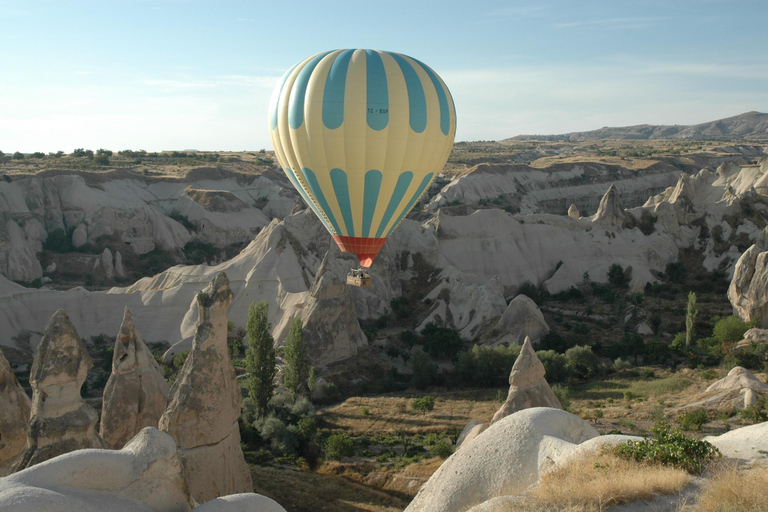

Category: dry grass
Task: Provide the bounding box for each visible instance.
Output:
[318,390,501,434]
[688,465,768,512]
[250,465,408,512]
[525,453,690,512]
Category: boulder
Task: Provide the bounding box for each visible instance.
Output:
[12,310,106,472]
[0,427,193,512]
[455,420,486,450]
[159,272,252,504]
[114,250,125,278]
[100,247,114,279]
[489,294,549,346]
[703,421,768,463]
[735,328,768,350]
[490,336,561,424]
[728,233,768,326]
[0,348,31,475]
[100,307,170,449]
[195,494,287,512]
[673,366,768,412]
[591,184,625,225]
[404,408,600,512]
[71,224,87,248]
[567,204,580,219]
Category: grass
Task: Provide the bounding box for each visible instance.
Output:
[572,373,693,401]
[687,465,768,512]
[250,465,408,512]
[523,453,690,512]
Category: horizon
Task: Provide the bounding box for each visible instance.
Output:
[2,0,767,153]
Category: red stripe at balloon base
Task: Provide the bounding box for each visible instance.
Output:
[332,236,388,268]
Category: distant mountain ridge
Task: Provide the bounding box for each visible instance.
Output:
[509,111,768,141]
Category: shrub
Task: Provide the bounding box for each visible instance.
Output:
[427,439,454,458]
[712,315,753,345]
[539,331,568,353]
[457,344,521,387]
[737,398,768,424]
[410,396,435,415]
[43,229,73,253]
[410,348,436,389]
[677,409,709,431]
[325,433,355,460]
[565,345,600,380]
[608,263,631,289]
[551,384,571,410]
[421,323,463,359]
[536,350,570,383]
[613,421,720,474]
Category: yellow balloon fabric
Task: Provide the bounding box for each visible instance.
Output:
[269,49,456,266]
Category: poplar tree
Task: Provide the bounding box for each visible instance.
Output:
[245,301,276,418]
[283,317,308,397]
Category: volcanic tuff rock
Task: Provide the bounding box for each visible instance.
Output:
[590,183,625,225]
[703,421,768,463]
[491,336,561,424]
[674,366,768,412]
[416,266,507,340]
[0,427,194,512]
[100,307,170,449]
[728,228,768,326]
[13,310,106,472]
[159,272,252,504]
[735,328,768,350]
[0,348,31,475]
[405,408,638,512]
[567,203,580,219]
[489,294,549,346]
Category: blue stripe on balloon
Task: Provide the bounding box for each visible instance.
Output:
[289,51,332,130]
[386,173,434,237]
[366,50,389,131]
[388,52,427,133]
[283,168,333,233]
[375,171,413,238]
[413,59,451,136]
[322,50,354,130]
[330,168,355,237]
[362,170,383,238]
[301,167,342,235]
[270,62,300,130]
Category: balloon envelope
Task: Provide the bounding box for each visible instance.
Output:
[269,49,456,267]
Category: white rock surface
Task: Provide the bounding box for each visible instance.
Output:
[703,421,768,462]
[490,336,561,424]
[13,310,106,471]
[101,307,170,449]
[490,294,549,346]
[590,184,625,225]
[0,349,31,475]
[159,272,252,504]
[674,366,768,411]
[194,494,287,512]
[0,427,194,512]
[404,408,599,512]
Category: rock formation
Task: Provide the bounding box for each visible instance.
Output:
[735,328,768,350]
[457,336,561,449]
[491,336,561,424]
[703,421,768,463]
[0,426,286,512]
[294,251,369,366]
[591,183,625,225]
[728,232,768,326]
[489,294,549,346]
[567,203,580,219]
[12,310,106,472]
[675,366,768,412]
[0,348,31,475]
[101,307,170,449]
[405,408,637,512]
[159,272,252,504]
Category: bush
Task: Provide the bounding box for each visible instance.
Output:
[712,315,753,345]
[421,323,463,359]
[457,344,521,387]
[551,384,571,410]
[43,229,73,253]
[613,421,719,474]
[737,398,768,424]
[411,396,435,415]
[325,433,355,460]
[565,345,600,380]
[410,348,436,389]
[607,263,631,289]
[536,350,570,383]
[539,331,568,353]
[427,439,453,458]
[677,409,709,431]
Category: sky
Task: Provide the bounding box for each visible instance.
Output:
[1,0,767,153]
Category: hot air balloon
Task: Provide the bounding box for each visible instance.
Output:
[269,49,456,286]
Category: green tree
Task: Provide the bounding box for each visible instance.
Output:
[246,301,276,418]
[686,291,698,349]
[712,315,752,345]
[410,348,436,389]
[411,395,435,415]
[12,151,24,160]
[283,317,308,397]
[608,263,631,289]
